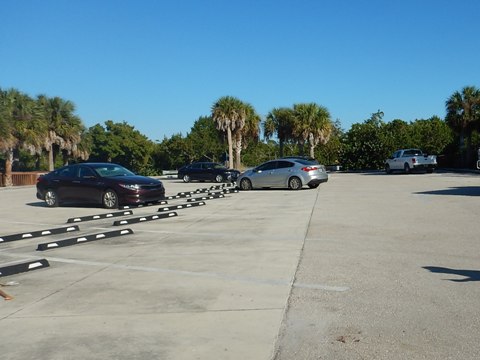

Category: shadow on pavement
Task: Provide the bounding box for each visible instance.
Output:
[423,266,480,282]
[415,186,480,196]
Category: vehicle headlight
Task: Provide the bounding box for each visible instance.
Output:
[119,183,140,190]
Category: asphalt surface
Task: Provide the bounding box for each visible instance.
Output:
[0,172,479,360]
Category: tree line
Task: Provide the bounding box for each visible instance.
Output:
[1,86,479,186]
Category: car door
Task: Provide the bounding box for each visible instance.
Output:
[250,161,278,187]
[189,163,203,181]
[54,166,77,201]
[389,151,402,170]
[73,165,103,203]
[202,163,214,181]
[274,160,295,186]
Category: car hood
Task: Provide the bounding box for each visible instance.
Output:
[109,175,162,185]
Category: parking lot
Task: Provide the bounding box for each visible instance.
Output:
[1,172,479,360]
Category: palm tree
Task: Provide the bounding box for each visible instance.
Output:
[37,95,85,170]
[446,86,480,166]
[293,103,333,158]
[234,102,261,169]
[264,107,295,157]
[0,88,47,186]
[0,88,17,186]
[211,96,246,169]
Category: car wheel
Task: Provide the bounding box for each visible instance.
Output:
[45,189,59,207]
[385,164,392,174]
[103,189,118,209]
[308,183,319,189]
[404,163,411,174]
[288,176,302,190]
[183,174,191,183]
[239,178,252,191]
[215,174,223,183]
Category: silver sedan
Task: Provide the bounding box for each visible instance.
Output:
[237,158,328,190]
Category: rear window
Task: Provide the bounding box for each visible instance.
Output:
[295,159,320,165]
[403,150,423,156]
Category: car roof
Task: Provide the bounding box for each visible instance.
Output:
[278,157,320,164]
[279,156,316,160]
[62,162,122,167]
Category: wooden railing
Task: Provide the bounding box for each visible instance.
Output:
[0,172,46,187]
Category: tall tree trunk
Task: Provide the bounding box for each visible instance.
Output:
[308,133,315,158]
[309,143,315,159]
[48,144,55,171]
[3,150,14,187]
[279,138,284,157]
[227,127,233,169]
[235,131,242,170]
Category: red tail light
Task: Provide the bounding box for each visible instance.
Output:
[411,158,416,164]
[301,166,318,172]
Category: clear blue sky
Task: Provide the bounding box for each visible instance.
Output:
[2,0,479,142]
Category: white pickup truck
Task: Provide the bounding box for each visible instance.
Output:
[385,149,437,174]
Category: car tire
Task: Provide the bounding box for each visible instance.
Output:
[239,178,252,191]
[308,183,319,189]
[385,164,392,174]
[288,176,302,190]
[215,174,223,183]
[44,189,59,207]
[183,174,191,183]
[404,163,411,174]
[103,189,118,209]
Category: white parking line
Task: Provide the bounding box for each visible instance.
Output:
[0,252,349,292]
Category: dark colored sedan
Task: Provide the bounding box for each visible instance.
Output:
[177,162,240,183]
[36,163,165,209]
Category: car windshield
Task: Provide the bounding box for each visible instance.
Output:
[91,165,135,177]
[213,164,227,169]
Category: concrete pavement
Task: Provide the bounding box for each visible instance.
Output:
[1,172,479,359]
[274,171,480,359]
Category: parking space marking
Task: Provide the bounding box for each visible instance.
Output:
[293,282,349,292]
[0,252,347,292]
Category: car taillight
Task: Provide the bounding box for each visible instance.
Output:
[412,158,416,164]
[301,166,318,172]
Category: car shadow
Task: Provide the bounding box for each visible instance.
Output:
[423,266,480,282]
[241,187,315,192]
[415,186,480,197]
[360,171,426,176]
[26,202,106,209]
[26,201,48,207]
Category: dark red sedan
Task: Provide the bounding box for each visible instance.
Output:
[36,163,165,209]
